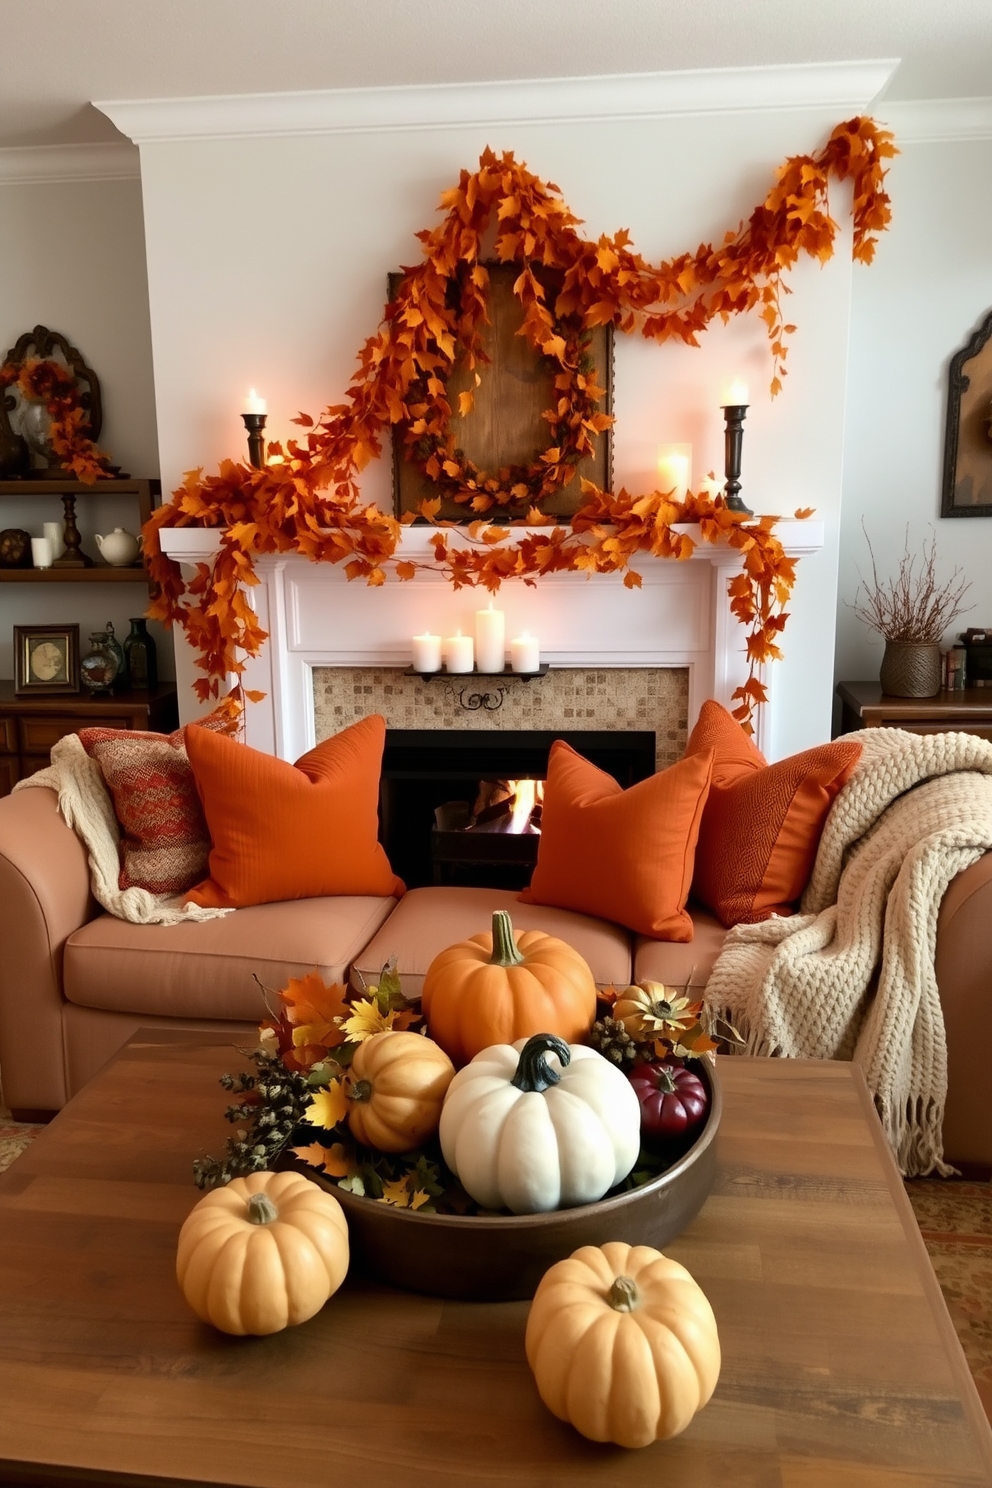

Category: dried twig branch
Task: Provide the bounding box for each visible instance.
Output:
[853,525,972,643]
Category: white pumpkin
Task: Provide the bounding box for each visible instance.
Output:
[438,1032,641,1215]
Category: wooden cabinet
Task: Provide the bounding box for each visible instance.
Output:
[0,478,160,586]
[0,681,179,794]
[837,680,992,741]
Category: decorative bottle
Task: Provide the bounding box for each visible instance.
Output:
[123,618,158,690]
[80,630,121,694]
[103,621,125,686]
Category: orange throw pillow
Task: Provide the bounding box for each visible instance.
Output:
[183,715,404,910]
[685,700,862,926]
[519,741,714,941]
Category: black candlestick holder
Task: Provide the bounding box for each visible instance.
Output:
[242,412,267,471]
[721,403,752,516]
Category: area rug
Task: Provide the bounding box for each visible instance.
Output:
[1,1102,989,1422]
[0,1103,43,1173]
[905,1177,992,1423]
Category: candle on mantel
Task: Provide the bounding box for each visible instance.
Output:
[474,598,506,674]
[720,378,750,408]
[656,443,691,502]
[510,632,540,674]
[444,629,474,673]
[243,388,267,415]
[411,632,442,673]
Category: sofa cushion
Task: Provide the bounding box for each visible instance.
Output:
[632,905,728,993]
[353,886,633,1000]
[79,724,213,896]
[519,740,714,941]
[685,700,861,926]
[184,714,405,910]
[63,895,398,1021]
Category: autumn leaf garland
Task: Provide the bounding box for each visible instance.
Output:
[141,116,893,733]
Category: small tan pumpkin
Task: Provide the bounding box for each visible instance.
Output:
[176,1170,349,1335]
[345,1029,455,1152]
[421,909,597,1066]
[525,1240,721,1448]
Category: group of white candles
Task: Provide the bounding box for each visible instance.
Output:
[413,601,539,675]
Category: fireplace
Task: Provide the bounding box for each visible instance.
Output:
[160,518,825,761]
[381,728,656,889]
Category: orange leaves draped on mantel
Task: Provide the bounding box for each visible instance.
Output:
[143,116,894,733]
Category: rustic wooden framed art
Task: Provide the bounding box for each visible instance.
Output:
[942,307,992,517]
[13,622,80,696]
[390,264,614,522]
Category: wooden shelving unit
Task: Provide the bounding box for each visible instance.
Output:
[0,478,160,588]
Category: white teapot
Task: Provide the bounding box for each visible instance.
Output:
[95,528,142,567]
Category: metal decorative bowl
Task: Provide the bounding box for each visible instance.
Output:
[291,1059,721,1301]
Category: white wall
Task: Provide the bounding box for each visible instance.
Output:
[0,170,173,680]
[128,99,859,756]
[836,133,992,709]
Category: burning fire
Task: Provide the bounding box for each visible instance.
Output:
[507,778,543,834]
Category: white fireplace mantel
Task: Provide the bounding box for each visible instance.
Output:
[160,520,824,762]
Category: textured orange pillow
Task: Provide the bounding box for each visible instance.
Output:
[184,715,404,909]
[685,700,862,926]
[519,741,714,941]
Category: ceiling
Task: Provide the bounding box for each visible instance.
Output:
[1,0,991,149]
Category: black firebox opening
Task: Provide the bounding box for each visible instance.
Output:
[380,729,656,891]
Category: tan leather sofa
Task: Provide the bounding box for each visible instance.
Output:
[1,784,989,1170]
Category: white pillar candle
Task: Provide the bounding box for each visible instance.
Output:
[30,536,52,569]
[411,633,442,673]
[42,520,65,558]
[243,388,267,415]
[720,378,750,407]
[474,598,506,674]
[656,443,691,502]
[510,632,540,674]
[444,630,474,673]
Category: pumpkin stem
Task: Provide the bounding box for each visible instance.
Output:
[246,1192,279,1226]
[347,1079,373,1104]
[489,910,526,968]
[654,1066,678,1094]
[511,1032,571,1093]
[608,1276,640,1312]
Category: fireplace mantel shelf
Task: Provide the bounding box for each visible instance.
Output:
[161,518,824,763]
[159,518,824,568]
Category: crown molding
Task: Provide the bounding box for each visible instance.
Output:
[0,141,139,184]
[876,96,992,143]
[95,60,898,145]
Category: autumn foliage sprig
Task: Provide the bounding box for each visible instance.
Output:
[146,116,894,734]
[0,357,113,483]
[193,964,444,1211]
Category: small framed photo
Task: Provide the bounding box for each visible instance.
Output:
[13,623,80,696]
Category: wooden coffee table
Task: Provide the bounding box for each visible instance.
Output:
[1,1034,990,1487]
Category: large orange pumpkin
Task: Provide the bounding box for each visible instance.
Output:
[421,909,597,1066]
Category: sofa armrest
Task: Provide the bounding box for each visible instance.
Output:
[0,786,96,1111]
[935,852,992,1168]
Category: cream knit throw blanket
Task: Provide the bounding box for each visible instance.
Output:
[14,733,229,925]
[704,727,992,1178]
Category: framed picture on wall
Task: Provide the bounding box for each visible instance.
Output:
[389,263,614,523]
[942,308,992,517]
[13,623,80,696]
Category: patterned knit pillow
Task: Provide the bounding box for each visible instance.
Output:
[78,722,217,896]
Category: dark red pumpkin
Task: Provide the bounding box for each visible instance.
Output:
[627,1059,709,1142]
